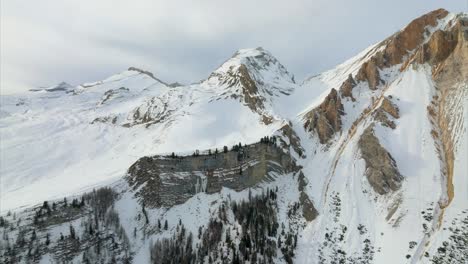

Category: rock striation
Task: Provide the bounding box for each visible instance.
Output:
[126,143,296,208]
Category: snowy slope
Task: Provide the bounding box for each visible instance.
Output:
[0,62,284,212]
[0,8,467,264]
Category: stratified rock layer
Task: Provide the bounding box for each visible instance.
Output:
[126,143,296,208]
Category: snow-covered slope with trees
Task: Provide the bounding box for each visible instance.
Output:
[0,8,466,264]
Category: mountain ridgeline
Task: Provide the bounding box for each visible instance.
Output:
[0,9,467,264]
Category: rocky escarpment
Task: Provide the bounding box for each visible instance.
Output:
[277,122,306,158]
[384,8,449,65]
[354,9,449,90]
[304,88,344,144]
[355,58,382,90]
[126,143,297,208]
[206,48,295,124]
[373,97,400,129]
[340,74,357,100]
[358,126,403,194]
[298,172,319,221]
[424,15,468,208]
[232,64,266,112]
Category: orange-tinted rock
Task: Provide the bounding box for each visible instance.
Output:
[417,29,458,66]
[356,58,381,90]
[384,8,449,65]
[340,74,357,99]
[304,88,344,144]
[380,97,400,119]
[356,9,449,90]
[374,97,400,129]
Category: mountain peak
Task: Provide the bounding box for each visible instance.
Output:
[208,47,295,84]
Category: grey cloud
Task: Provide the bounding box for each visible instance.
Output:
[1,0,465,94]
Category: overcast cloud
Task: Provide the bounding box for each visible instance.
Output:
[1,0,466,94]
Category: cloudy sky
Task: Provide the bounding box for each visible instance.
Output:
[1,1,466,94]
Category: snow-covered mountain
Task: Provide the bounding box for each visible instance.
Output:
[0,8,467,264]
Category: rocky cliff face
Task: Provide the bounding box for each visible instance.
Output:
[384,8,449,66]
[340,74,357,100]
[355,58,382,90]
[425,14,468,208]
[373,97,400,129]
[354,9,450,90]
[126,143,297,208]
[358,126,403,194]
[303,88,344,144]
[205,47,296,123]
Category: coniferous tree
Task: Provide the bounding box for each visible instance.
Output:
[69,224,76,239]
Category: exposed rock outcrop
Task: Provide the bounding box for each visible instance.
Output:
[278,122,306,158]
[355,58,381,90]
[384,8,449,65]
[380,97,400,119]
[237,64,265,111]
[356,9,449,89]
[123,96,176,128]
[99,87,129,105]
[206,48,295,124]
[298,172,318,221]
[304,89,344,144]
[340,74,357,100]
[373,97,400,129]
[126,143,296,208]
[426,15,468,208]
[418,30,458,66]
[358,126,403,194]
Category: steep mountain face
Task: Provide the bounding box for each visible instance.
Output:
[204,47,296,123]
[0,9,467,264]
